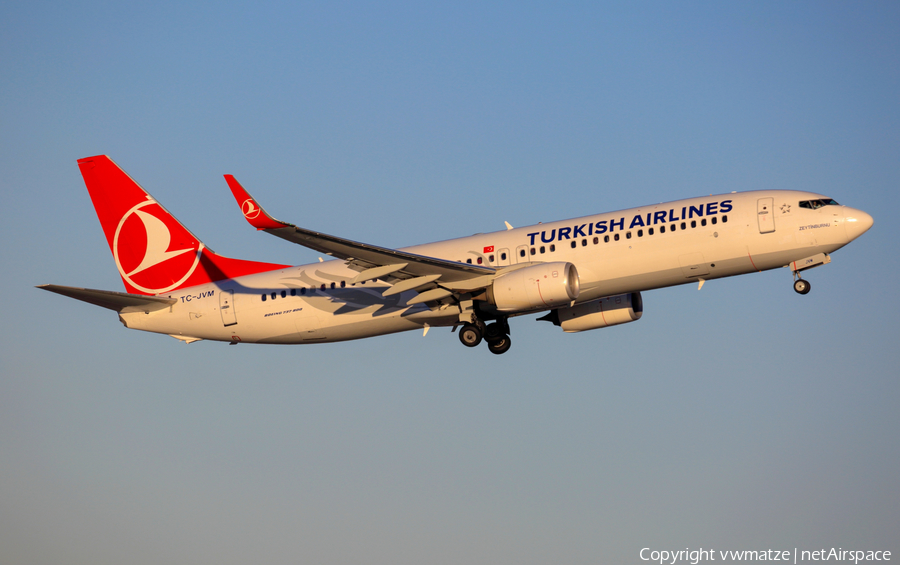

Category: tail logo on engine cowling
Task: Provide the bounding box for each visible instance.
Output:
[241,199,261,220]
[113,200,203,294]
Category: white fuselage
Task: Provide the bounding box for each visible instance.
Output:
[120,190,866,344]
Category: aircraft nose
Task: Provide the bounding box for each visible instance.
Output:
[844,207,874,241]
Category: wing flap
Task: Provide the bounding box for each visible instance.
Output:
[405,288,454,306]
[382,274,442,297]
[349,263,408,284]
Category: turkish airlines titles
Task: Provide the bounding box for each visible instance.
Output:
[526,199,734,245]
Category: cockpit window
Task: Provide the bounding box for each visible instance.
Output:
[799,198,840,209]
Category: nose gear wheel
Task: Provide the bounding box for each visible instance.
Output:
[793,278,811,294]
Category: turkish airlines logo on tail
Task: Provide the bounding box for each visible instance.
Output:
[241,199,261,219]
[113,200,203,294]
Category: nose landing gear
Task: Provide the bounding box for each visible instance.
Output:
[793,278,811,295]
[788,252,831,295]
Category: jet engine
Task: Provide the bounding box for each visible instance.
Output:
[539,292,643,332]
[486,262,580,313]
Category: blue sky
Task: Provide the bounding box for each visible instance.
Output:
[2,2,898,563]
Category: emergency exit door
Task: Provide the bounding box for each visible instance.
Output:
[515,244,529,263]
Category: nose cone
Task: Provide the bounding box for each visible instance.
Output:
[844,208,874,241]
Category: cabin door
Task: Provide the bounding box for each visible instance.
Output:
[757,198,775,234]
[219,289,237,327]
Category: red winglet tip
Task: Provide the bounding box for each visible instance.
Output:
[224,175,286,230]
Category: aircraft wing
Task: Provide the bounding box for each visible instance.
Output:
[225,176,496,297]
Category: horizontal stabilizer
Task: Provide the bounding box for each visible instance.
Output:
[37,284,177,313]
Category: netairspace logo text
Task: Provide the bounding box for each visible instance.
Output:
[640,548,891,565]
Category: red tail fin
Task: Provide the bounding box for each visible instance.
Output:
[77,156,288,295]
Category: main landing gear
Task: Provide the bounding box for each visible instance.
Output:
[458,319,512,354]
[458,324,483,347]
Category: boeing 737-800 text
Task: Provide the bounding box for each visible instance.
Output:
[39,155,873,354]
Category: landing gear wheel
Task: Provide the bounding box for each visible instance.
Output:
[484,322,505,343]
[487,335,512,355]
[793,279,811,295]
[458,323,483,348]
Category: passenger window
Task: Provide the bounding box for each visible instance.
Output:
[582,239,587,246]
[489,254,495,262]
[701,219,707,226]
[341,280,346,288]
[501,252,507,260]
[593,237,599,244]
[330,282,335,289]
[281,290,287,298]
[711,216,717,225]
[290,288,296,296]
[271,292,277,299]
[261,294,266,301]
[320,284,325,291]
[691,220,696,228]
[722,215,728,223]
[550,244,556,252]
[626,232,632,239]
[614,233,620,241]
[681,222,686,230]
[519,249,526,257]
[660,225,666,233]
[604,235,610,243]
[300,287,306,295]
[466,258,472,264]
[539,246,545,254]
[477,257,483,264]
[649,227,654,235]
[571,241,577,249]
[637,229,643,237]
[530,248,536,255]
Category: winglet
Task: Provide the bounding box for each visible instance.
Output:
[224,175,290,230]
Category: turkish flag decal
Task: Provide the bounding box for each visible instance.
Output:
[483,245,494,253]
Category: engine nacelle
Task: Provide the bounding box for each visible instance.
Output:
[546,292,643,332]
[487,262,580,313]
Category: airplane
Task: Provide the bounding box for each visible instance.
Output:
[38,155,874,354]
